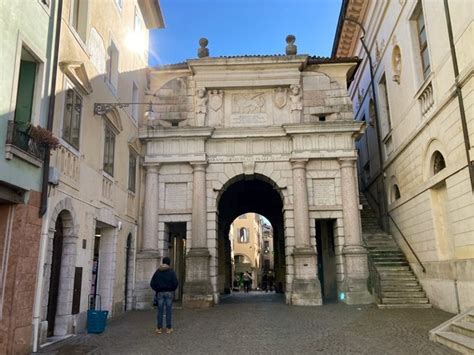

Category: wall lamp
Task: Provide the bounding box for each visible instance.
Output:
[93,101,157,119]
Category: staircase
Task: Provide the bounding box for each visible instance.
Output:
[360,193,431,308]
[430,308,474,353]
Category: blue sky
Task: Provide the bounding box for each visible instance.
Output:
[149,0,343,66]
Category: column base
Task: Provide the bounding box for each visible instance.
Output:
[182,248,214,308]
[291,247,322,306]
[135,251,160,310]
[342,245,373,305]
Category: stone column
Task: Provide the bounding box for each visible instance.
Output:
[183,162,213,308]
[142,165,159,251]
[339,158,372,304]
[290,159,322,306]
[135,164,161,309]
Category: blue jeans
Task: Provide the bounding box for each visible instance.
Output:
[156,291,173,329]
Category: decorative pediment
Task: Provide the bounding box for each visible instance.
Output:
[103,106,123,134]
[128,137,141,155]
[59,61,93,95]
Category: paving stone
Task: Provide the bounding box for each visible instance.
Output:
[36,292,455,354]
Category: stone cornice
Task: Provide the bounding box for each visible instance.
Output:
[139,127,214,140]
[332,0,369,58]
[210,126,287,139]
[283,121,365,136]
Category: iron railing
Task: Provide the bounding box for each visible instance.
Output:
[5,120,45,160]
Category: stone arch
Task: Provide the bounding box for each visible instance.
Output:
[42,198,79,337]
[423,139,448,180]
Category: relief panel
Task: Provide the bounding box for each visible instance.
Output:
[313,179,336,206]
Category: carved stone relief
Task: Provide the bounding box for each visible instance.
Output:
[273,88,287,109]
[195,88,208,126]
[209,90,223,111]
[232,93,266,114]
[392,45,402,84]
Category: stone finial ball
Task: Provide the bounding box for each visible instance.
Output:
[199,38,209,47]
[286,35,296,44]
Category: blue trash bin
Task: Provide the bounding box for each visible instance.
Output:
[87,294,108,334]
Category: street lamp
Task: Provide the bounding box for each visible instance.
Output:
[343,16,388,229]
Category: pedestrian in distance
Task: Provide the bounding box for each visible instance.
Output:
[243,271,252,293]
[150,257,178,335]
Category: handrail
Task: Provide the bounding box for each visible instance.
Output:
[387,213,426,273]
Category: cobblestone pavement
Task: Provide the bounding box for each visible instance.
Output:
[37,292,455,355]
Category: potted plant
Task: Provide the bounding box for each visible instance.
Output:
[28,124,61,150]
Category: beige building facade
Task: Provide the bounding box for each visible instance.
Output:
[135,50,374,308]
[231,213,262,289]
[33,0,163,347]
[333,0,473,313]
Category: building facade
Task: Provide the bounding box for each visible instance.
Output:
[333,0,473,313]
[231,213,262,289]
[135,50,374,308]
[32,0,163,348]
[0,0,56,353]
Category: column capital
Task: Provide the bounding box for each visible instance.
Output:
[190,161,208,172]
[290,159,308,170]
[338,157,357,168]
[144,164,160,174]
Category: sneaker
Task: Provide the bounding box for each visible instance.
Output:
[156,328,163,334]
[166,328,174,334]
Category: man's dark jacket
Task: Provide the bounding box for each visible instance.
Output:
[150,264,179,292]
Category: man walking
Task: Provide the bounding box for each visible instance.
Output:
[150,257,178,334]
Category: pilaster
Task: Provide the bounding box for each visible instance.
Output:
[290,159,322,306]
[339,158,372,304]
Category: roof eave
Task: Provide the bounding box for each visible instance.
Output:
[138,0,165,29]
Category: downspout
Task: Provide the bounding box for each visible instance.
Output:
[443,0,474,191]
[33,0,63,351]
[39,0,63,217]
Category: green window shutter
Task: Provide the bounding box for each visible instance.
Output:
[14,60,37,127]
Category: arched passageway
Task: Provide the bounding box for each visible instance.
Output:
[216,175,286,299]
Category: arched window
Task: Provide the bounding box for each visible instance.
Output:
[239,228,249,243]
[392,184,401,202]
[432,151,446,175]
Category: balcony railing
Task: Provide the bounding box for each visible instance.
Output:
[5,120,45,161]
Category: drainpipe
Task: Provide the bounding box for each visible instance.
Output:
[32,198,52,352]
[343,17,388,229]
[443,0,474,191]
[39,0,63,217]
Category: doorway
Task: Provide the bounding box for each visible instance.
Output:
[315,219,337,303]
[46,216,64,336]
[167,222,186,300]
[216,175,286,301]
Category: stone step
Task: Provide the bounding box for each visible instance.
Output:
[378,303,432,309]
[382,291,426,298]
[380,275,417,281]
[371,257,407,263]
[369,251,404,255]
[380,280,420,286]
[377,266,414,276]
[381,285,422,292]
[373,261,409,266]
[452,321,474,337]
[434,331,474,353]
[381,297,429,304]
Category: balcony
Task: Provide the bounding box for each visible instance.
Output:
[5,120,45,167]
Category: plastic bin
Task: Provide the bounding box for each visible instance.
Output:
[87,294,108,334]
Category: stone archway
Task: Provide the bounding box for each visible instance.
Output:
[215,175,286,299]
[41,198,78,338]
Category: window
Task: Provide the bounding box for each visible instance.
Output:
[239,228,249,243]
[14,48,38,127]
[263,240,270,253]
[62,88,82,149]
[378,74,392,135]
[103,125,115,176]
[128,151,137,192]
[71,0,88,42]
[392,184,401,202]
[415,4,430,79]
[114,0,123,10]
[107,40,119,90]
[131,82,138,121]
[432,151,446,175]
[134,6,143,32]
